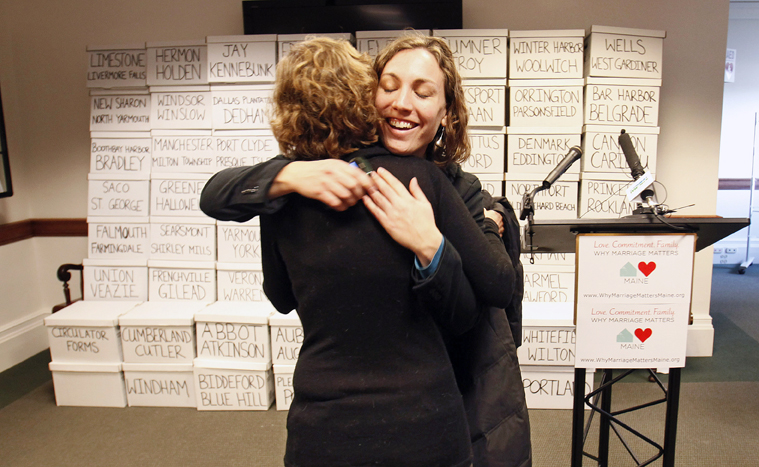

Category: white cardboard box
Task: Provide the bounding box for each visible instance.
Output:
[193,359,275,410]
[87,216,150,260]
[356,30,430,59]
[45,300,142,363]
[523,264,576,305]
[148,260,216,302]
[585,25,665,79]
[463,79,507,128]
[506,127,581,175]
[213,130,279,171]
[462,129,505,175]
[433,29,508,79]
[83,258,148,301]
[150,129,215,173]
[505,172,579,221]
[90,131,151,177]
[89,89,151,132]
[277,33,354,59]
[206,34,277,84]
[150,173,211,218]
[509,29,585,80]
[87,44,147,89]
[49,361,127,407]
[578,172,640,219]
[509,79,584,128]
[270,312,303,365]
[122,362,196,407]
[519,303,576,366]
[146,40,208,86]
[476,173,504,197]
[216,263,268,302]
[119,301,206,363]
[521,365,594,410]
[88,173,150,218]
[273,364,295,411]
[582,125,659,175]
[149,85,213,130]
[210,84,274,131]
[195,301,275,363]
[149,216,216,262]
[216,220,261,264]
[584,77,661,127]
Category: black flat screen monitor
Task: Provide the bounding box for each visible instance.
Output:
[242,0,463,35]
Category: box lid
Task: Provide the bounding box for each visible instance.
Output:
[463,78,507,86]
[44,300,143,327]
[583,125,660,135]
[149,172,211,181]
[269,311,300,326]
[150,129,213,136]
[122,362,193,372]
[277,33,354,41]
[49,361,122,373]
[148,259,216,269]
[119,301,208,326]
[508,78,584,87]
[150,216,216,225]
[87,43,146,51]
[215,262,262,271]
[195,301,275,324]
[90,131,152,139]
[206,34,277,43]
[90,89,149,96]
[510,29,585,38]
[433,29,508,36]
[88,172,147,181]
[580,171,638,182]
[273,364,297,372]
[87,216,150,224]
[506,127,582,135]
[149,85,211,93]
[193,358,271,372]
[522,302,575,326]
[147,39,206,48]
[210,84,274,92]
[356,30,430,38]
[589,25,666,39]
[585,76,662,87]
[83,258,148,267]
[506,172,579,183]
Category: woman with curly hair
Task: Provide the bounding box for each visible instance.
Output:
[255,37,514,467]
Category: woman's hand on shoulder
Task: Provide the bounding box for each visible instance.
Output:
[362,167,443,267]
[484,209,504,235]
[269,159,376,211]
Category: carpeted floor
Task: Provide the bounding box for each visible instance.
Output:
[1,266,757,466]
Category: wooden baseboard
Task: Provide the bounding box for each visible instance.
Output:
[0,218,87,247]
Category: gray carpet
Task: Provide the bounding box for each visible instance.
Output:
[1,266,757,466]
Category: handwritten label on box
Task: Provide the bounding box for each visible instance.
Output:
[88,221,149,260]
[149,266,215,302]
[207,39,276,83]
[197,321,270,362]
[88,179,150,217]
[461,133,505,174]
[217,268,267,302]
[150,90,213,130]
[151,135,215,173]
[464,82,506,127]
[150,177,209,217]
[211,86,273,130]
[84,265,148,301]
[149,221,215,261]
[87,48,147,88]
[510,84,583,127]
[147,44,208,86]
[507,133,581,174]
[90,94,151,132]
[91,138,151,176]
[585,84,660,126]
[214,134,279,170]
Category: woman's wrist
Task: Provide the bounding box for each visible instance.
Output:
[268,162,298,199]
[414,230,444,267]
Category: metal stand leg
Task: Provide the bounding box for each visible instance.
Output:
[663,368,682,467]
[598,369,614,466]
[571,368,586,467]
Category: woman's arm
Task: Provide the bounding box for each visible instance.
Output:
[364,167,515,309]
[200,157,376,222]
[259,214,298,314]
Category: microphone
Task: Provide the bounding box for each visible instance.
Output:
[542,146,582,189]
[618,130,645,180]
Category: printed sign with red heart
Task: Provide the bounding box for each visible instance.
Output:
[635,328,653,342]
[638,261,656,277]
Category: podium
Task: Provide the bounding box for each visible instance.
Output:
[523,215,749,467]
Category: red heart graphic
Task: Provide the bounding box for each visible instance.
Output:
[635,328,652,343]
[638,262,656,277]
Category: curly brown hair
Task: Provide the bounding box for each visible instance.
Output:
[270,38,380,160]
[373,33,471,167]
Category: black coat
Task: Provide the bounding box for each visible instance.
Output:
[200,149,532,467]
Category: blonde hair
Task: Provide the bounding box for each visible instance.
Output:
[270,38,379,160]
[373,33,471,167]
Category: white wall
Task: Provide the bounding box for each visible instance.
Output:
[714,2,759,266]
[0,0,730,369]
